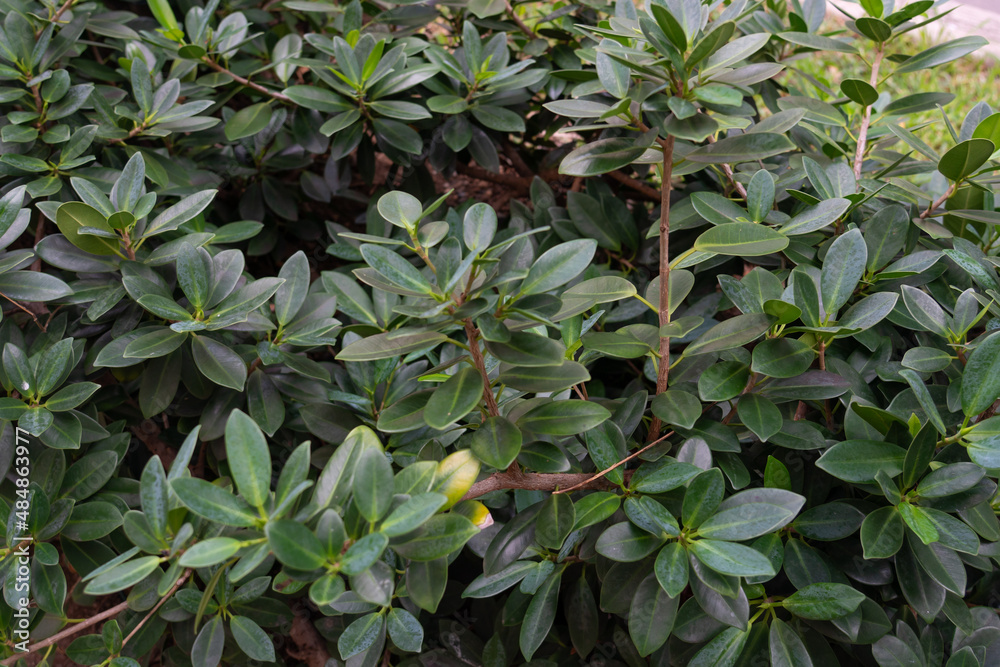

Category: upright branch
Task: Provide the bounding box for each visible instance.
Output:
[852,45,884,186]
[648,136,676,441]
[505,0,538,39]
[464,319,500,417]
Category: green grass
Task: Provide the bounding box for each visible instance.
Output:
[786,25,1000,155]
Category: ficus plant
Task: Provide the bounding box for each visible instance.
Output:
[1,0,1000,665]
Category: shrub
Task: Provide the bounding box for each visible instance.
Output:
[1,0,999,665]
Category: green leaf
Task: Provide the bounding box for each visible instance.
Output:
[339,613,385,660]
[781,198,851,235]
[840,78,879,106]
[191,335,247,390]
[938,138,995,181]
[737,394,782,442]
[392,514,479,561]
[55,202,119,255]
[266,519,326,570]
[380,493,448,537]
[855,17,892,42]
[387,608,423,653]
[225,409,271,509]
[471,416,523,469]
[820,228,866,314]
[520,240,597,295]
[686,133,795,164]
[628,572,678,656]
[230,616,275,662]
[685,313,774,356]
[595,521,664,562]
[353,446,393,522]
[962,332,1000,416]
[816,440,907,482]
[140,457,169,541]
[517,400,611,435]
[147,0,180,30]
[751,338,815,378]
[424,367,483,429]
[572,492,621,531]
[84,556,161,595]
[682,469,724,529]
[225,103,273,141]
[360,244,436,296]
[689,539,776,577]
[769,619,812,667]
[650,391,702,430]
[338,330,448,362]
[898,503,939,545]
[693,223,788,256]
[782,583,865,620]
[377,191,422,230]
[463,202,497,252]
[178,537,241,567]
[535,494,575,549]
[896,36,988,74]
[860,506,904,558]
[519,568,563,660]
[746,170,775,222]
[697,502,796,541]
[172,478,259,527]
[559,138,652,176]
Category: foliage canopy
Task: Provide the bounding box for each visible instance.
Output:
[1,0,1000,665]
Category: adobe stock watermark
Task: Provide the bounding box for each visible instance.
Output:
[11,427,33,653]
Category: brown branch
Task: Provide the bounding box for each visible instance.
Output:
[606,170,660,201]
[1,601,129,665]
[106,125,145,145]
[288,610,331,667]
[555,429,675,495]
[719,163,748,199]
[853,46,884,187]
[201,58,292,103]
[464,471,619,499]
[0,292,43,331]
[648,136,676,441]
[456,162,531,190]
[122,570,191,648]
[51,0,75,24]
[505,0,538,39]
[502,142,534,178]
[465,319,500,417]
[919,184,955,219]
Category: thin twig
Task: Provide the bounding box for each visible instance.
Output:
[51,0,75,23]
[0,292,43,331]
[122,570,191,648]
[106,125,145,145]
[606,170,660,201]
[202,58,292,103]
[719,163,748,199]
[464,471,623,499]
[852,45,884,187]
[0,601,129,665]
[505,0,538,39]
[554,429,675,495]
[919,184,955,219]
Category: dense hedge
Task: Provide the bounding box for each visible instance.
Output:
[1,0,1000,665]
